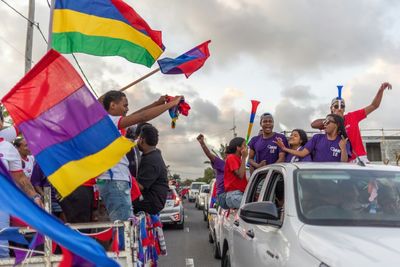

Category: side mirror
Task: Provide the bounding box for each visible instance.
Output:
[209,208,218,215]
[239,201,280,225]
[204,188,210,194]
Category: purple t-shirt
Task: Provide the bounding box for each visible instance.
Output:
[285,147,312,163]
[249,133,288,165]
[304,134,351,162]
[212,157,225,195]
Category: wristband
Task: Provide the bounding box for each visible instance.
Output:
[32,194,42,201]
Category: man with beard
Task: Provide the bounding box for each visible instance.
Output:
[132,125,168,215]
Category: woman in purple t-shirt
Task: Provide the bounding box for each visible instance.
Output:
[285,129,312,163]
[248,113,287,173]
[276,114,351,162]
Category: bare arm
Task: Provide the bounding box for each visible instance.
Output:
[34,186,45,196]
[364,82,392,116]
[274,137,310,158]
[197,134,216,162]
[11,171,44,207]
[311,119,325,130]
[276,152,286,163]
[233,149,248,180]
[119,96,182,129]
[131,96,167,115]
[339,138,349,162]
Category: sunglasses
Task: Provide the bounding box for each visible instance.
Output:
[323,119,336,125]
[333,104,345,109]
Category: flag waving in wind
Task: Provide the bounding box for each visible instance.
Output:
[2,49,133,197]
[52,0,164,67]
[157,40,211,78]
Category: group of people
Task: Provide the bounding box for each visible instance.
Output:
[198,82,392,209]
[0,90,184,257]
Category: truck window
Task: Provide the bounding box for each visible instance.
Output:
[245,171,268,203]
[263,171,285,222]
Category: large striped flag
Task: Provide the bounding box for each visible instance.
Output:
[52,0,164,67]
[0,161,118,267]
[2,49,134,197]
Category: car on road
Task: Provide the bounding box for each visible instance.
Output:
[195,184,210,210]
[188,182,206,202]
[204,179,216,222]
[159,186,184,229]
[219,163,400,267]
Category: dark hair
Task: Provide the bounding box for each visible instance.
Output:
[292,129,308,147]
[102,90,126,111]
[140,125,159,146]
[225,137,245,154]
[135,123,152,138]
[13,137,24,148]
[260,112,273,124]
[0,112,3,123]
[327,114,348,139]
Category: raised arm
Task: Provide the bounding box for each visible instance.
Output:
[131,95,167,115]
[364,82,392,116]
[339,137,349,162]
[311,119,325,130]
[119,96,182,129]
[197,134,216,162]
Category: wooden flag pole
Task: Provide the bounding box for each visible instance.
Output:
[119,67,161,92]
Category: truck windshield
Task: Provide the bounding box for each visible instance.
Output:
[295,169,400,227]
[201,185,209,193]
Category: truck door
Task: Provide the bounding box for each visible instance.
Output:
[252,169,289,267]
[231,169,270,267]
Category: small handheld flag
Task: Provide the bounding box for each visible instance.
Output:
[157,40,211,78]
[246,100,261,144]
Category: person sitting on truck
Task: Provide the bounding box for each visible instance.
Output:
[132,125,169,215]
[197,134,228,209]
[224,137,248,209]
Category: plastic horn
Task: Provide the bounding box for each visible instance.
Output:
[246,100,261,144]
[337,85,343,108]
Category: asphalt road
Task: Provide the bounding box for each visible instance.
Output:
[158,201,220,267]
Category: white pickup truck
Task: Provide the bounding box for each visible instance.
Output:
[218,162,400,267]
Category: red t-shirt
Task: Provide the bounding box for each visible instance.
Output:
[344,109,367,161]
[224,154,247,193]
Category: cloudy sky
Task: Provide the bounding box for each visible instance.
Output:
[1,0,400,179]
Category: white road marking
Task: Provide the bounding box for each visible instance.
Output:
[185,215,188,219]
[186,227,190,232]
[185,258,195,267]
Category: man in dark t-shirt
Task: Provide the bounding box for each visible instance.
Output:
[132,125,168,215]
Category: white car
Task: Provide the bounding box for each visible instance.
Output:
[195,184,210,210]
[188,182,206,202]
[220,163,400,267]
[159,186,184,229]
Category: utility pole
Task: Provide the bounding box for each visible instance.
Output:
[25,0,35,73]
[230,113,237,138]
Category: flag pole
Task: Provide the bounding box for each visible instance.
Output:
[119,68,160,92]
[47,0,55,51]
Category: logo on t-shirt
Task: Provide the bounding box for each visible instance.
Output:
[267,145,277,154]
[330,147,341,157]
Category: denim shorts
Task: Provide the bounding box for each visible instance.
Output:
[225,190,244,209]
[0,211,9,258]
[217,193,229,209]
[97,180,133,222]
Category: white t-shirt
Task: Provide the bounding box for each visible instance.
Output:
[22,155,35,179]
[0,126,18,143]
[0,139,22,172]
[97,115,130,182]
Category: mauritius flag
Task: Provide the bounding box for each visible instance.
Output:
[157,40,211,78]
[52,0,164,67]
[2,49,133,197]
